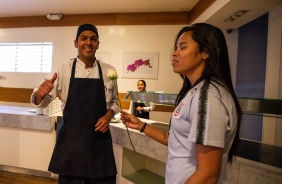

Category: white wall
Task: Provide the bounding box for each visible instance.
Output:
[0,25,239,94]
[263,4,282,146]
[0,25,182,93]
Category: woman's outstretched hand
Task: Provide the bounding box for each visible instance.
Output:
[120,111,144,131]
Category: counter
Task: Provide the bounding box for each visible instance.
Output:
[0,103,282,184]
[110,120,167,184]
[0,104,54,131]
[0,102,56,177]
[110,120,167,163]
[111,120,282,184]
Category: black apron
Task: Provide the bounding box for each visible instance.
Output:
[133,101,149,119]
[48,59,117,178]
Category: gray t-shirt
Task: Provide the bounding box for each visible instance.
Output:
[166,80,238,184]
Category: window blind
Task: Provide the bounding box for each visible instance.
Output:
[0,42,53,73]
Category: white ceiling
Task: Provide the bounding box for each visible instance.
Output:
[0,0,199,17]
[0,0,281,31]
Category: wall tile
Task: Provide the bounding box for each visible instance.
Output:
[264,74,279,98]
[263,128,276,144]
[263,116,277,130]
[266,46,281,75]
[275,130,282,147]
[239,114,262,141]
[276,118,282,131]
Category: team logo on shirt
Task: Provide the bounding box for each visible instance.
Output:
[173,101,184,117]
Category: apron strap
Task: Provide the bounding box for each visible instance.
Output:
[96,60,103,79]
[71,58,77,78]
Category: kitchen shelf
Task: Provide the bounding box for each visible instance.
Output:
[121,147,165,184]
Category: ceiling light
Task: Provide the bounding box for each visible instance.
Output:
[224,10,250,22]
[47,13,63,20]
[236,11,247,17]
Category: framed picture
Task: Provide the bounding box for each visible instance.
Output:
[122,52,159,79]
[96,52,111,64]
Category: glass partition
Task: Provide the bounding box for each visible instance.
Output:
[123,91,177,106]
[124,91,282,116]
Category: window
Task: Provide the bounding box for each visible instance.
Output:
[0,42,53,73]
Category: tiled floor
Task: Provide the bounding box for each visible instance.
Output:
[0,171,58,184]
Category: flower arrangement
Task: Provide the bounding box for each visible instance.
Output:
[107,68,137,154]
[126,59,152,73]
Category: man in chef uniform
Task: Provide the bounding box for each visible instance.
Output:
[31,24,119,184]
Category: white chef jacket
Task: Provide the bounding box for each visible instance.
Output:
[30,57,120,115]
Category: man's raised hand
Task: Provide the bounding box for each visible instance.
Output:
[35,73,57,105]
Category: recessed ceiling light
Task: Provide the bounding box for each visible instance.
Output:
[224,10,250,22]
[46,13,63,20]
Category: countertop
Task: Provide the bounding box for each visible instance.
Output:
[0,102,55,131]
[1,102,281,169]
[109,119,168,163]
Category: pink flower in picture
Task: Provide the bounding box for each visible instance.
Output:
[127,64,137,72]
[134,59,144,67]
[127,59,152,73]
[143,59,152,68]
